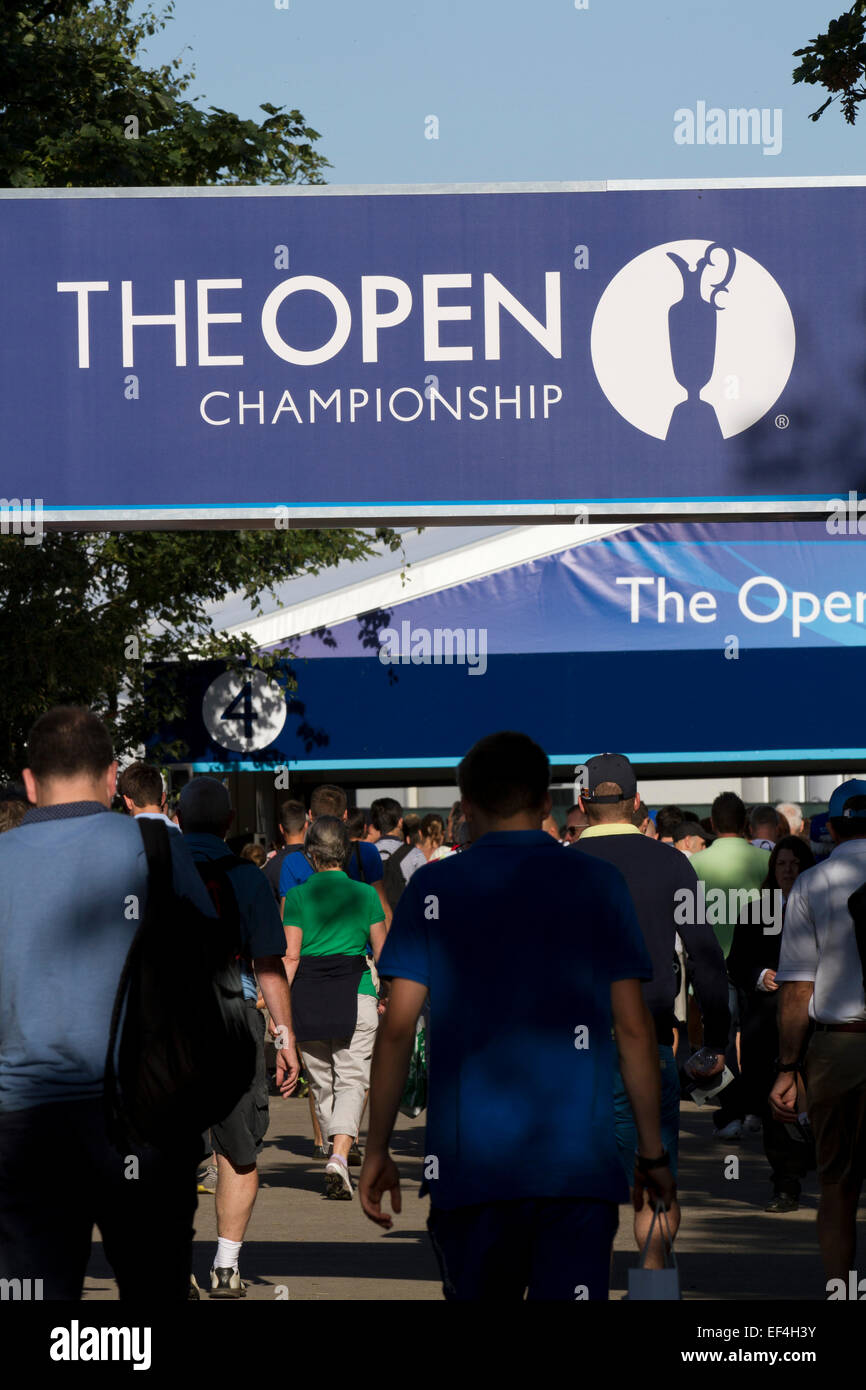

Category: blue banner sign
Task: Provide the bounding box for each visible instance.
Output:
[3,180,866,526]
[161,522,866,772]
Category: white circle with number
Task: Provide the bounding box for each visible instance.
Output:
[202,670,287,753]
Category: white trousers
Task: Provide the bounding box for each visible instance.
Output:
[302,993,380,1139]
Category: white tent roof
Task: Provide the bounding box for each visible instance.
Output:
[209,522,632,648]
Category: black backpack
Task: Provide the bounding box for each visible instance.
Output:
[104,820,257,1151]
[380,841,414,910]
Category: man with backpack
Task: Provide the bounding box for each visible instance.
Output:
[263,798,307,905]
[0,707,218,1301]
[179,777,299,1298]
[370,797,426,911]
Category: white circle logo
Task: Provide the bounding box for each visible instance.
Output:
[590,240,796,441]
[202,669,287,753]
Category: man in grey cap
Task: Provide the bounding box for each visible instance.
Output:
[576,753,730,1267]
[771,779,866,1290]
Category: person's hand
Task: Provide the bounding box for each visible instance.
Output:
[761,969,778,992]
[275,1041,300,1097]
[633,1159,677,1212]
[685,1049,725,1079]
[769,1070,799,1123]
[359,1149,402,1229]
[696,1051,726,1078]
[377,998,388,1016]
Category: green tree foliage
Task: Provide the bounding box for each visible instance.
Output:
[0,1,331,186]
[0,529,405,777]
[793,2,866,123]
[0,6,405,777]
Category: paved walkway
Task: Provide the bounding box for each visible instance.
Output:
[83,1093,861,1301]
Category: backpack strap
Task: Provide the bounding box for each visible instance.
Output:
[104,818,174,1144]
[353,840,367,883]
[390,843,413,870]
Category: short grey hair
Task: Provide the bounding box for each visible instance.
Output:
[305,815,349,870]
[178,776,231,836]
[776,802,804,834]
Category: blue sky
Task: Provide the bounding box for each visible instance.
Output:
[134,0,866,184]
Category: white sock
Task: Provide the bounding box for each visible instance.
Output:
[214,1237,242,1272]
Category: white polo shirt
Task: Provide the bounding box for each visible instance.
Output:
[776,838,866,1022]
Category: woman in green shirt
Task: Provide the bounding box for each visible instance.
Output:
[283,816,386,1200]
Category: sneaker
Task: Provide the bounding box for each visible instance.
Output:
[324,1156,354,1200]
[743,1114,762,1133]
[196,1163,217,1195]
[347,1141,363,1167]
[765,1192,799,1213]
[313,1143,331,1159]
[209,1266,247,1298]
[713,1120,744,1140]
[188,1275,201,1301]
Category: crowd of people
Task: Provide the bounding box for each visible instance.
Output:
[0,705,864,1301]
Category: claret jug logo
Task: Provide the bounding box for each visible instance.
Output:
[590,240,795,441]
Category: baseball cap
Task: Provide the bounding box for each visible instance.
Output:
[674,820,714,844]
[583,753,637,803]
[828,779,866,821]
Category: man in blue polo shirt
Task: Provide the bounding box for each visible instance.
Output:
[358,730,674,1301]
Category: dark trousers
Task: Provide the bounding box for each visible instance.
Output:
[0,1097,201,1300]
[712,981,746,1128]
[740,995,813,1196]
[427,1196,618,1301]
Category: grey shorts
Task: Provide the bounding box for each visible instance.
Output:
[211,1004,269,1169]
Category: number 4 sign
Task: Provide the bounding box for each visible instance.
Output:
[202,670,287,753]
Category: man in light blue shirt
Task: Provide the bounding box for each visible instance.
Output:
[0,707,214,1301]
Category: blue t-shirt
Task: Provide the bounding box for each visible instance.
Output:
[0,805,215,1113]
[278,839,383,898]
[377,829,652,1210]
[183,833,286,1000]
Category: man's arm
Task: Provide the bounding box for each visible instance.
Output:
[769,876,817,1120]
[611,977,676,1210]
[674,863,731,1059]
[282,922,302,986]
[359,976,428,1228]
[254,956,300,1097]
[371,879,392,932]
[768,981,813,1122]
